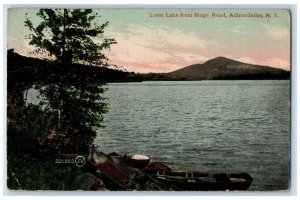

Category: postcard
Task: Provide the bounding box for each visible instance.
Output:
[6,8,291,191]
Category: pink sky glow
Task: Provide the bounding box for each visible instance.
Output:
[8,10,291,73]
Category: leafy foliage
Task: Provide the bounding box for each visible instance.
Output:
[7,9,117,190]
[23,9,117,153]
[7,158,82,190]
[25,9,116,65]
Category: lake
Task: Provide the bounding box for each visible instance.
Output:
[94,80,290,191]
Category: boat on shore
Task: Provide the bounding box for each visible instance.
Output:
[149,171,253,191]
[86,146,253,191]
[87,146,135,189]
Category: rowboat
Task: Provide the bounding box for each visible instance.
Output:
[87,146,134,189]
[107,151,253,191]
[148,171,253,191]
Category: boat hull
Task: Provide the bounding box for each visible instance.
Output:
[151,172,253,191]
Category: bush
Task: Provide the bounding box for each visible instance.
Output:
[7,158,82,190]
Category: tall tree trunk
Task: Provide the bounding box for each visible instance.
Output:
[57,9,67,131]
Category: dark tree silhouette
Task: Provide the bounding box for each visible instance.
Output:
[25,9,117,153]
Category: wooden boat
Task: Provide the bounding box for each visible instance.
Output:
[149,171,253,191]
[109,152,173,173]
[108,151,253,191]
[87,148,177,191]
[109,152,150,168]
[108,153,253,190]
[87,146,134,189]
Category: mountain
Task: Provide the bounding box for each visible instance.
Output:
[164,57,290,80]
[7,51,290,86]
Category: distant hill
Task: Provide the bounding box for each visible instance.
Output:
[7,51,290,87]
[164,57,290,80]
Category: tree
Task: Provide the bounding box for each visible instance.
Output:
[24,9,117,153]
[25,9,116,65]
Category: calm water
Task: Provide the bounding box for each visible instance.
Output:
[94,80,290,191]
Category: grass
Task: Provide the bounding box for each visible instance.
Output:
[7,157,82,190]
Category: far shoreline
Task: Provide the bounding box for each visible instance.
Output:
[107,79,290,84]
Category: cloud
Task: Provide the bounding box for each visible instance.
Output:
[105,24,213,72]
[266,26,290,40]
[123,24,212,50]
[217,25,245,34]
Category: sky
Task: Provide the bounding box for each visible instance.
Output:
[7,8,290,73]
